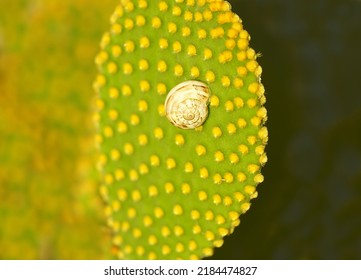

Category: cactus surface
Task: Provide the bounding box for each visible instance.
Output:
[95,0,268,259]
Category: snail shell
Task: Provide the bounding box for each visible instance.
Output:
[165,81,210,129]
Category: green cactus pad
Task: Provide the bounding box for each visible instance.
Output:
[94,0,268,260]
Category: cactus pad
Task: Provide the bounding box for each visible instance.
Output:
[94,0,268,259]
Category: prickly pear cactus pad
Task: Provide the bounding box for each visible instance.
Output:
[94,0,268,259]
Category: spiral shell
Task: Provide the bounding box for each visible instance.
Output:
[165,81,210,129]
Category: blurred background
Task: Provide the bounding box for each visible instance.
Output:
[211,0,361,259]
[1,0,360,259]
[0,0,116,259]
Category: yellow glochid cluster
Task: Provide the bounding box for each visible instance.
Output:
[94,0,267,260]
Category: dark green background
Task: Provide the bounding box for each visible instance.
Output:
[210,0,361,259]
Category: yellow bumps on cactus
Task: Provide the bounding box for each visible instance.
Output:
[95,0,268,259]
